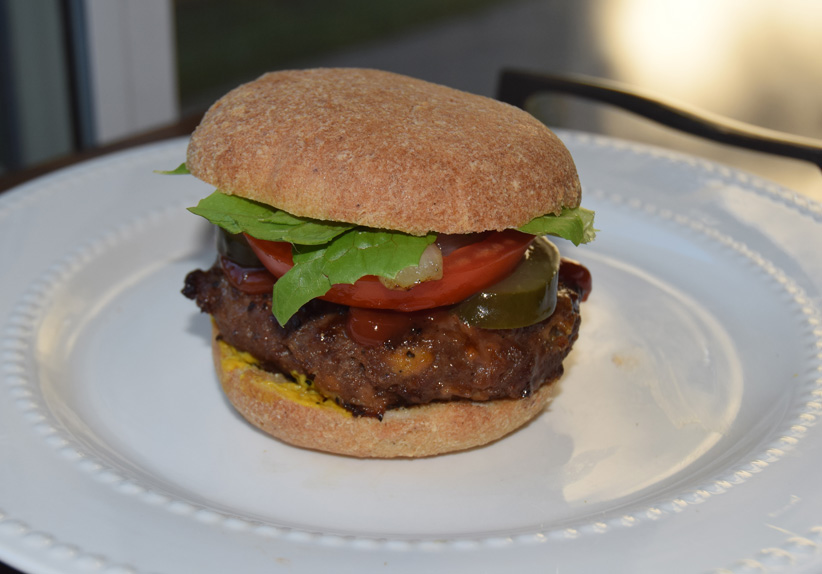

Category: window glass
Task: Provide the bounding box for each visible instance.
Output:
[0,0,74,173]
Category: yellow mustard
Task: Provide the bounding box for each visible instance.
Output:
[218,339,351,416]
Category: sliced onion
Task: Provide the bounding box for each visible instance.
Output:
[379,243,444,290]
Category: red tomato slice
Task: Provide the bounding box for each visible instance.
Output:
[245,230,533,311]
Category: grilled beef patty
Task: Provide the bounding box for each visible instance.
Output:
[183,264,582,417]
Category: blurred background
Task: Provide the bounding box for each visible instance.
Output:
[0,0,820,199]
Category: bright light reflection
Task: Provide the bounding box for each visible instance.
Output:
[599,0,743,107]
[594,0,822,200]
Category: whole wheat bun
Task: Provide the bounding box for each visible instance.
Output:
[213,326,557,458]
[187,68,581,235]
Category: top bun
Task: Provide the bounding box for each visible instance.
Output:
[186,68,581,235]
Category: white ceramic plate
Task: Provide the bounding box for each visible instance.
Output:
[1,134,822,574]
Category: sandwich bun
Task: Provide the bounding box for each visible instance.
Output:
[186,67,581,235]
[213,325,557,458]
[184,68,586,458]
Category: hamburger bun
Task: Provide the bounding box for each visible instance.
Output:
[186,67,581,236]
[183,68,588,458]
[213,325,557,458]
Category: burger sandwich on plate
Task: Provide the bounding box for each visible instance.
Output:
[172,68,596,458]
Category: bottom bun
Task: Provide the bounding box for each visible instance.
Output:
[212,325,557,458]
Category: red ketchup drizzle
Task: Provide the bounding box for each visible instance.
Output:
[559,258,592,301]
[220,256,274,294]
[346,307,448,347]
[346,308,413,346]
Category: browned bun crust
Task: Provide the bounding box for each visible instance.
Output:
[187,68,581,236]
[212,326,556,458]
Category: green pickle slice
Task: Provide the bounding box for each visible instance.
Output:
[454,236,560,329]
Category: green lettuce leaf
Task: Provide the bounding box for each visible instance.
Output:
[188,191,353,244]
[516,207,597,245]
[154,162,190,175]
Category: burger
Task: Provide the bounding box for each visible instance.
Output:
[175,68,596,458]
